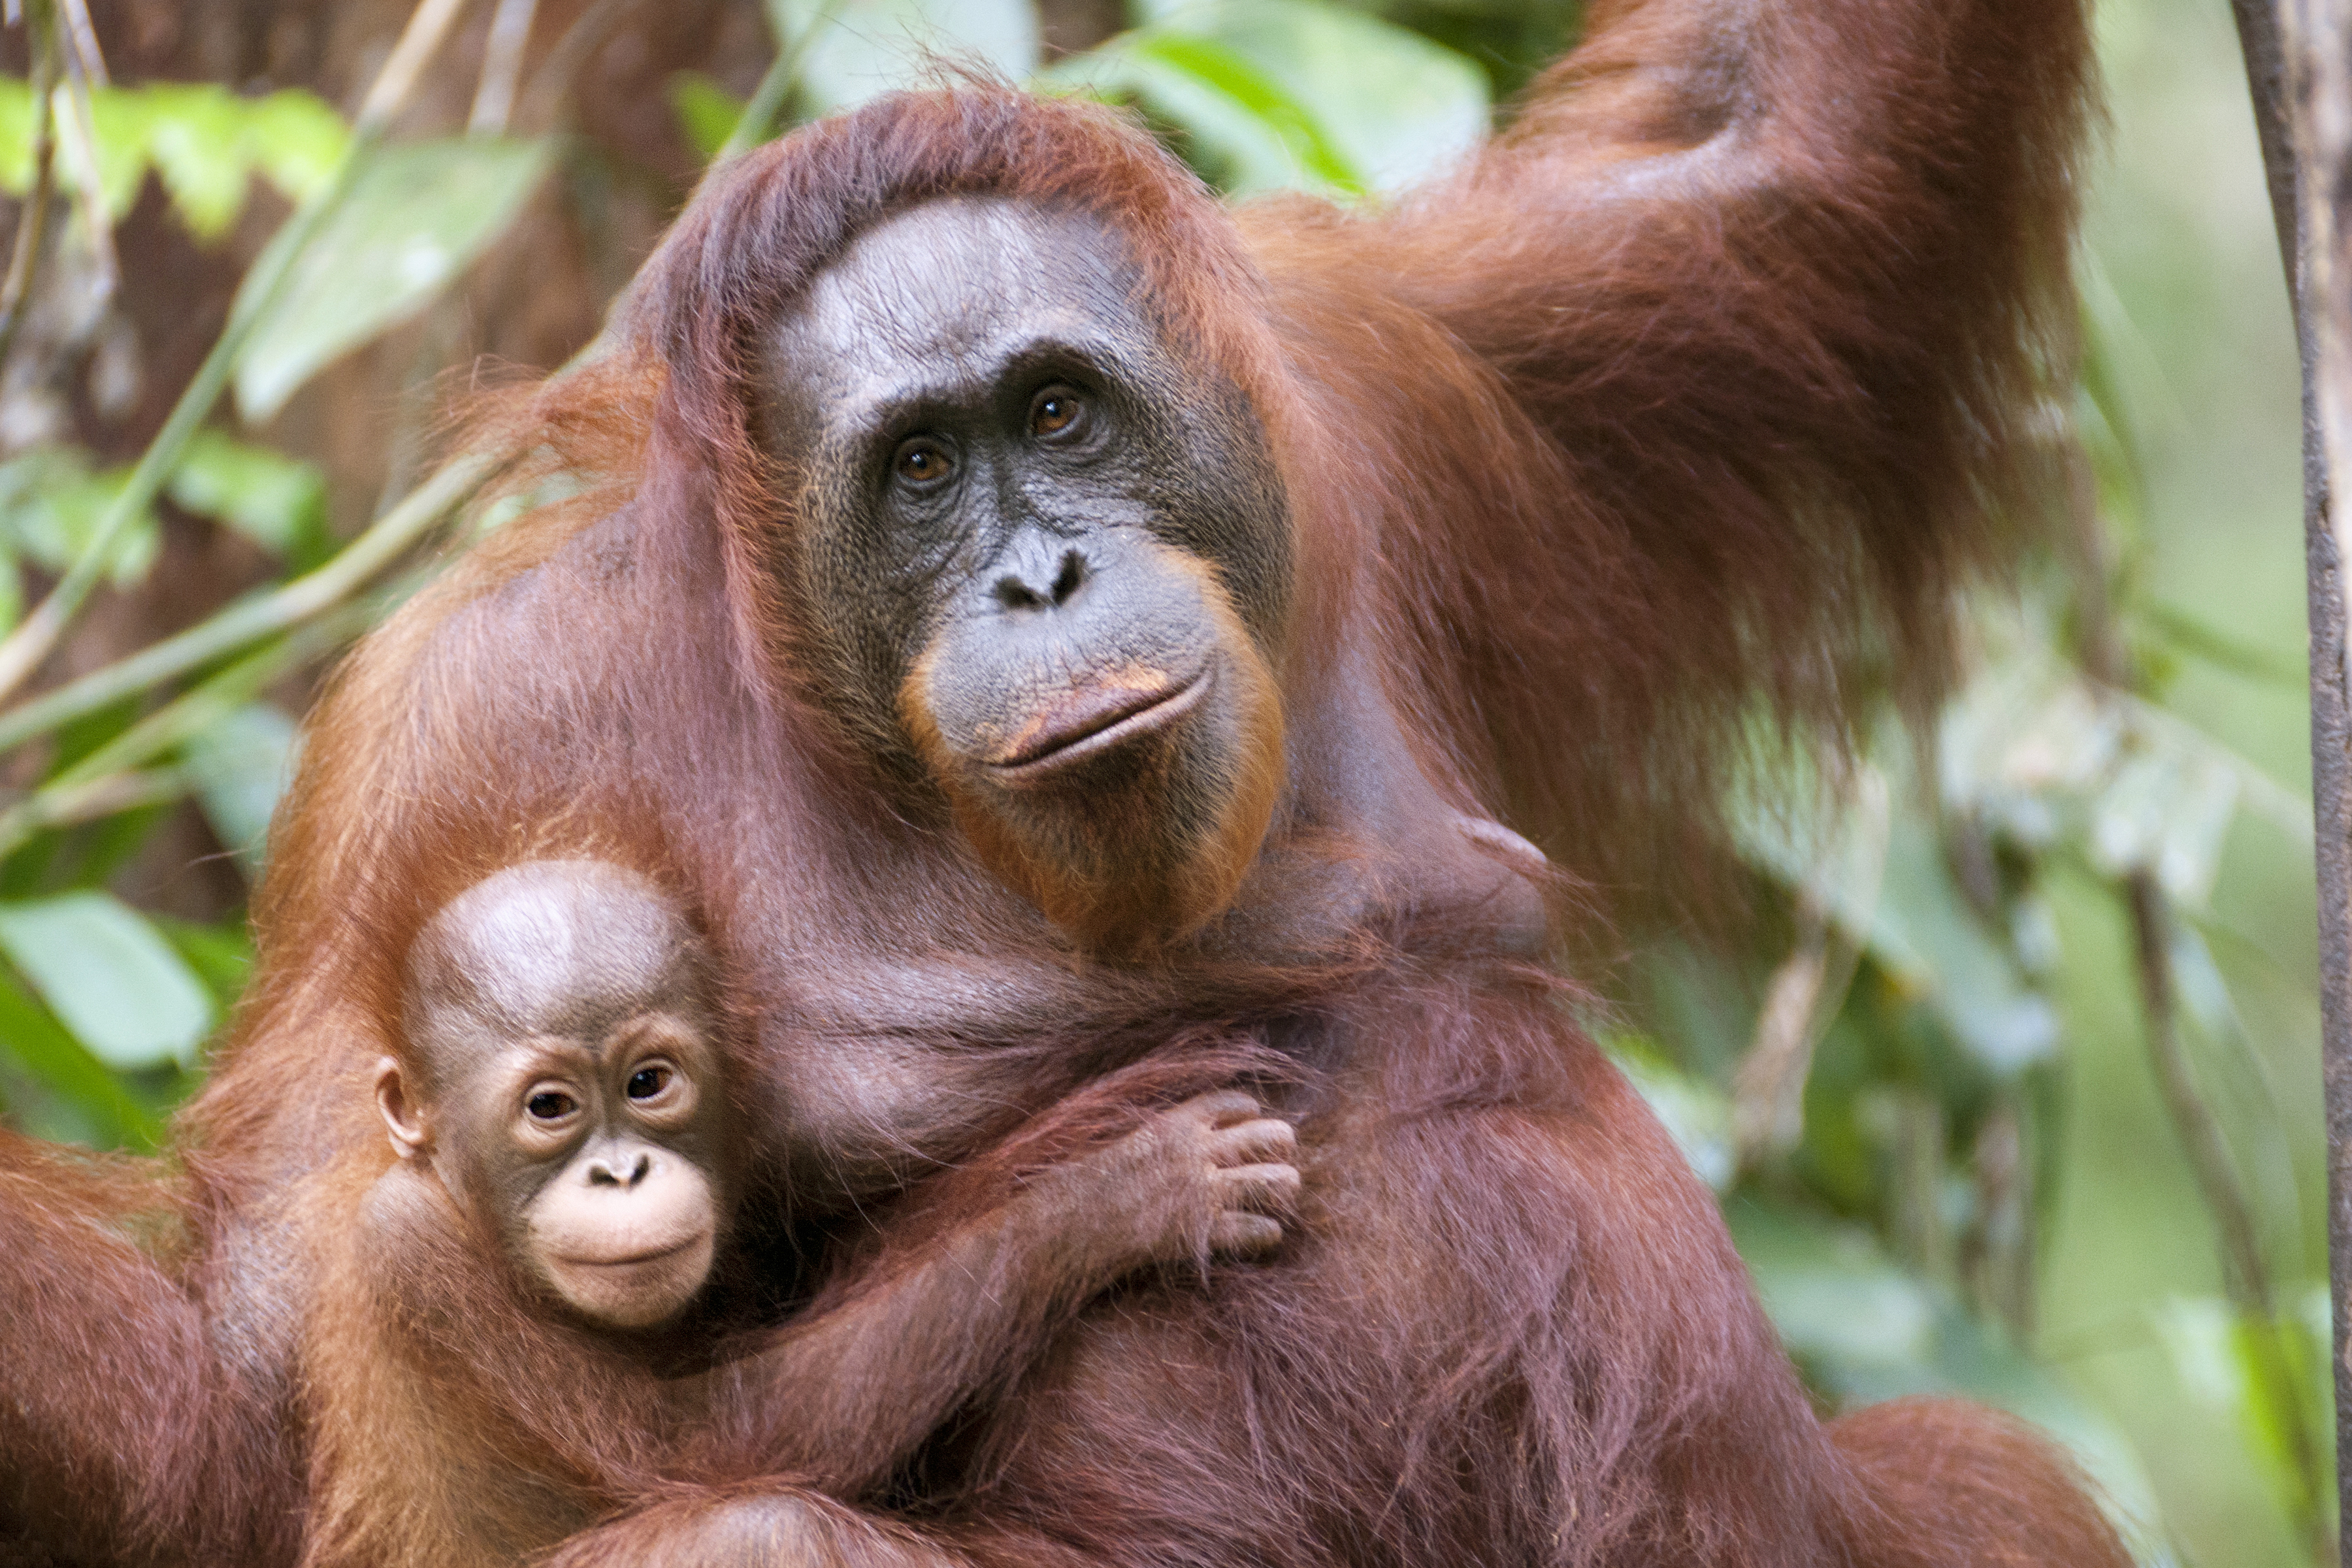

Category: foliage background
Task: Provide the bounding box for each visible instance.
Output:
[0,1,2319,1564]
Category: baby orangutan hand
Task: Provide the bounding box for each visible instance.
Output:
[1024,1088,1302,1286]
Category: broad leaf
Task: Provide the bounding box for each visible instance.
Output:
[143,83,251,241]
[2153,1292,2335,1536]
[0,447,159,587]
[233,136,555,423]
[169,429,326,557]
[1870,819,2059,1076]
[775,0,1039,119]
[73,86,155,221]
[154,917,256,1011]
[0,77,34,191]
[0,80,349,237]
[0,892,214,1069]
[1051,1,1487,198]
[183,702,299,874]
[240,90,349,204]
[1163,0,1488,191]
[1051,32,1360,196]
[0,964,163,1148]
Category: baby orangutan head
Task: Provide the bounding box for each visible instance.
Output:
[375,860,729,1331]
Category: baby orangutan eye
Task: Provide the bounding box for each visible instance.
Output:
[626,1064,672,1101]
[526,1090,578,1122]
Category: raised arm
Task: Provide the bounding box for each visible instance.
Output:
[1249,0,2093,885]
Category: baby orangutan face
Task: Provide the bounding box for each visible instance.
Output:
[376,861,729,1331]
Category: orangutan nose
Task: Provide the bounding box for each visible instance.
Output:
[992,546,1090,613]
[585,1149,651,1189]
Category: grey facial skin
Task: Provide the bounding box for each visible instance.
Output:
[762,197,1290,775]
[376,862,728,1331]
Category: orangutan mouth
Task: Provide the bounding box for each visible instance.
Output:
[985,669,1210,782]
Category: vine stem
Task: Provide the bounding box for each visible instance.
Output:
[0,0,59,372]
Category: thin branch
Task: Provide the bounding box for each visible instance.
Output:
[516,0,643,129]
[468,0,539,136]
[2128,870,2331,1565]
[0,0,61,371]
[53,0,100,87]
[48,26,111,308]
[2127,873,2275,1313]
[2,766,187,838]
[0,605,375,858]
[1732,903,1829,1167]
[357,0,473,133]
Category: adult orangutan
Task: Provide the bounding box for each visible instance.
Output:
[0,0,2129,1563]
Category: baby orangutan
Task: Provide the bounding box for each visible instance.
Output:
[301,860,1300,1568]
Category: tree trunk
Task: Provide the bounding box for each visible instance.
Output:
[2231,0,2352,1553]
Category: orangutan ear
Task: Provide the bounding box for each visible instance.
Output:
[374,1056,431,1162]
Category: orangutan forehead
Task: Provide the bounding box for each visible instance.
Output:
[404,862,705,1062]
[768,197,1162,427]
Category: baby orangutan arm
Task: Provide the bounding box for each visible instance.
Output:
[691,1086,1299,1495]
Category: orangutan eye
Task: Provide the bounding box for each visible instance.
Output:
[1030,386,1086,439]
[626,1064,672,1101]
[526,1090,577,1122]
[892,437,955,487]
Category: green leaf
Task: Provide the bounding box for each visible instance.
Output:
[2087,746,2239,909]
[74,86,157,221]
[1047,32,1360,197]
[0,962,163,1148]
[232,136,555,423]
[182,702,299,874]
[1870,818,2059,1076]
[142,83,252,241]
[152,915,255,1009]
[0,80,346,237]
[1733,765,2055,1077]
[168,428,326,557]
[0,892,214,1070]
[240,89,350,204]
[1605,1034,1735,1192]
[0,76,37,193]
[0,448,160,587]
[776,0,1039,118]
[2142,601,2306,688]
[1049,2,1488,198]
[1729,1198,2162,1547]
[1168,0,1489,191]
[2153,1293,2334,1533]
[668,71,747,160]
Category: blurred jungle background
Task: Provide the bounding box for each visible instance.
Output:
[0,0,2316,1562]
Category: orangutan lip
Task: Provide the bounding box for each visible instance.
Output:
[987,670,1209,780]
[555,1234,702,1270]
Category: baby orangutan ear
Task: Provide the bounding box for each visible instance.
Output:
[374,1056,431,1162]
